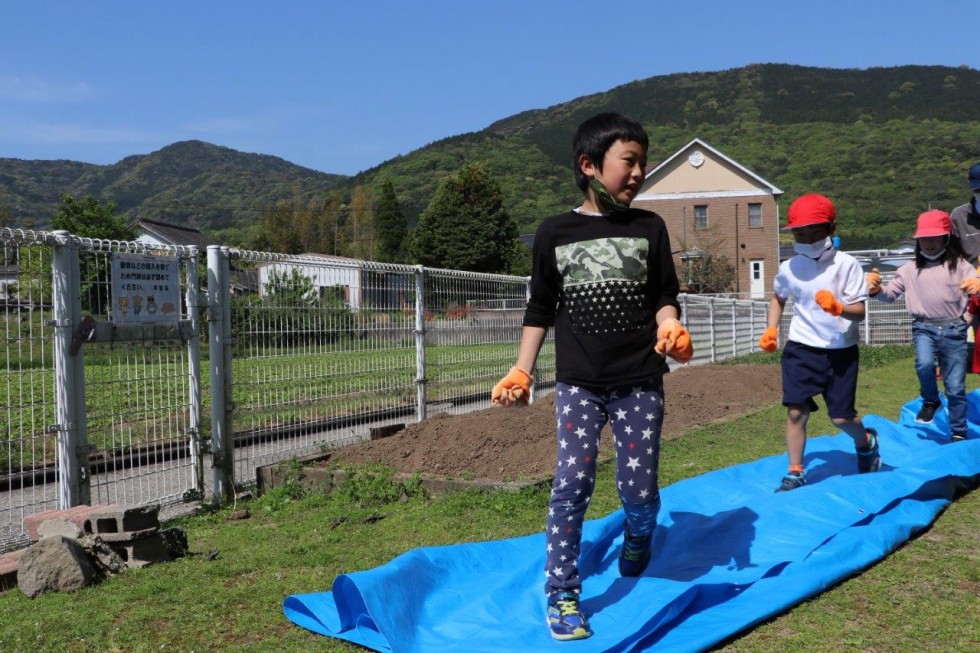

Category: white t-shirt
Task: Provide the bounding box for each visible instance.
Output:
[773,249,868,349]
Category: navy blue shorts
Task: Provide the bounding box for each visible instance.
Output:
[781,340,859,419]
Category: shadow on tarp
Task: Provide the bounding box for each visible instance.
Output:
[283,395,980,653]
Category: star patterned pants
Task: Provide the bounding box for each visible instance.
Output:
[544,380,665,594]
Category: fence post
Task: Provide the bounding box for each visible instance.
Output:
[207,246,234,503]
[51,230,90,507]
[730,299,737,358]
[415,266,427,422]
[708,298,717,363]
[184,247,205,497]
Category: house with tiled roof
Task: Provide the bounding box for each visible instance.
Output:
[632,138,783,299]
[133,218,217,250]
[132,218,257,293]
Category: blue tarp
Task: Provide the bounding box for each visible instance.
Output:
[284,396,980,652]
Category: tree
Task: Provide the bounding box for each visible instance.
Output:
[344,186,375,261]
[51,194,135,241]
[674,226,737,294]
[411,164,518,273]
[257,189,338,255]
[374,177,407,263]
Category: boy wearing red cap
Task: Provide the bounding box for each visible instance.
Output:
[758,193,881,491]
[866,210,974,442]
[491,112,691,640]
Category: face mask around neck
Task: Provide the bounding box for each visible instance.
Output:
[921,248,947,261]
[589,177,629,213]
[793,237,832,259]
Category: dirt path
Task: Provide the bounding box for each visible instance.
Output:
[324,364,782,482]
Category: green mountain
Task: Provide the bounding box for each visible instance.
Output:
[351,63,980,249]
[3,64,980,250]
[0,140,347,235]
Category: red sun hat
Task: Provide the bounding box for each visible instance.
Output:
[783,193,836,231]
[914,209,952,238]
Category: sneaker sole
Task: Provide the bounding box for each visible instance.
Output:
[546,618,591,641]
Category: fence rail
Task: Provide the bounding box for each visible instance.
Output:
[0,228,917,552]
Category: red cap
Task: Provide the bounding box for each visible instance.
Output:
[914,209,951,238]
[783,193,836,230]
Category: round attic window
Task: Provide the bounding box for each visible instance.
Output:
[688,150,705,168]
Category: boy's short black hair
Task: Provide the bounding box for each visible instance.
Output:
[572,112,649,192]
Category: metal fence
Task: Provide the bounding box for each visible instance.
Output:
[0,228,917,552]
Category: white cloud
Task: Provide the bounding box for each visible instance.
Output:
[0,75,94,102]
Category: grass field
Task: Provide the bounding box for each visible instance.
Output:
[0,349,977,652]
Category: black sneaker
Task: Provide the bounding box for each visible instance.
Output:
[951,432,968,443]
[915,400,941,424]
[618,525,652,577]
[857,428,882,473]
[775,471,806,493]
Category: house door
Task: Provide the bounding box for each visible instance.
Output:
[750,260,765,299]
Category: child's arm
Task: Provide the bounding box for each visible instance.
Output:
[759,295,786,352]
[492,325,546,407]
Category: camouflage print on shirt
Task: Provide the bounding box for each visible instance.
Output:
[555,237,651,335]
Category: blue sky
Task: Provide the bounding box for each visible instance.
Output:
[2,1,976,176]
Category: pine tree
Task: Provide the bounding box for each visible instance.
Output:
[411,164,518,273]
[374,177,407,263]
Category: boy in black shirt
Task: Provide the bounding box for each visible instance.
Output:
[492,112,691,641]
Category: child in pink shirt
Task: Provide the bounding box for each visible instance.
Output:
[867,210,974,442]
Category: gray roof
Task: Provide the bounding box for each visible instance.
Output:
[134,218,217,249]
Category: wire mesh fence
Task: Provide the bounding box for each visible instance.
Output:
[0,229,921,552]
[1,230,58,552]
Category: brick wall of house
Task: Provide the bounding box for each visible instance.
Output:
[632,195,779,297]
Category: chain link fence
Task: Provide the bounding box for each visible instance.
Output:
[0,229,918,552]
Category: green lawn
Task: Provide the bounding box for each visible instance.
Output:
[0,349,976,652]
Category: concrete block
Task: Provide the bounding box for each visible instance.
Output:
[0,549,25,592]
[109,532,172,568]
[24,505,109,542]
[85,504,160,537]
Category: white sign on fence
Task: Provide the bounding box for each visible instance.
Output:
[110,254,181,323]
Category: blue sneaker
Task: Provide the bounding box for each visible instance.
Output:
[775,471,806,493]
[546,591,592,641]
[857,428,882,473]
[618,525,652,577]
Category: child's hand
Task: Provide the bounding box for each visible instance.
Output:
[758,326,779,353]
[961,269,980,295]
[866,268,881,296]
[815,290,844,316]
[491,366,532,407]
[654,318,693,363]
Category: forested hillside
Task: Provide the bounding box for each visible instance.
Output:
[3,64,980,250]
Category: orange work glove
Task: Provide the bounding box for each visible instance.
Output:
[654,318,693,363]
[815,289,844,316]
[758,326,779,353]
[961,267,980,294]
[866,267,881,296]
[491,366,532,407]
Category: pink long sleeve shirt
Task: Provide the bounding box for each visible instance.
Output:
[873,258,976,320]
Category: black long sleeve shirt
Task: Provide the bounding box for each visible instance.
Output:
[523,208,681,387]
